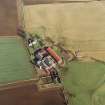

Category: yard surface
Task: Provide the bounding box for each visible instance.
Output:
[0,37,35,85]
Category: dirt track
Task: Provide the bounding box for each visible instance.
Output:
[0,0,18,35]
[0,80,66,105]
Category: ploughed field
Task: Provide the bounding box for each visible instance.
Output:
[0,0,18,35]
[0,80,66,105]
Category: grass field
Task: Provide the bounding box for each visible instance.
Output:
[0,37,35,85]
[63,60,105,105]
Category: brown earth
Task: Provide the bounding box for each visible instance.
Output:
[0,0,18,35]
[0,80,66,105]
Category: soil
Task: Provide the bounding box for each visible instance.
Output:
[0,80,66,105]
[0,0,18,35]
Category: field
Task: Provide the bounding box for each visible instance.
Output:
[0,80,66,105]
[0,37,35,85]
[63,60,105,105]
[23,1,105,59]
[0,0,18,35]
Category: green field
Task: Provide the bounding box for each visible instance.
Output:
[63,61,105,105]
[0,37,35,85]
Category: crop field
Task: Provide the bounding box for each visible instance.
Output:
[23,1,105,58]
[0,37,35,85]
